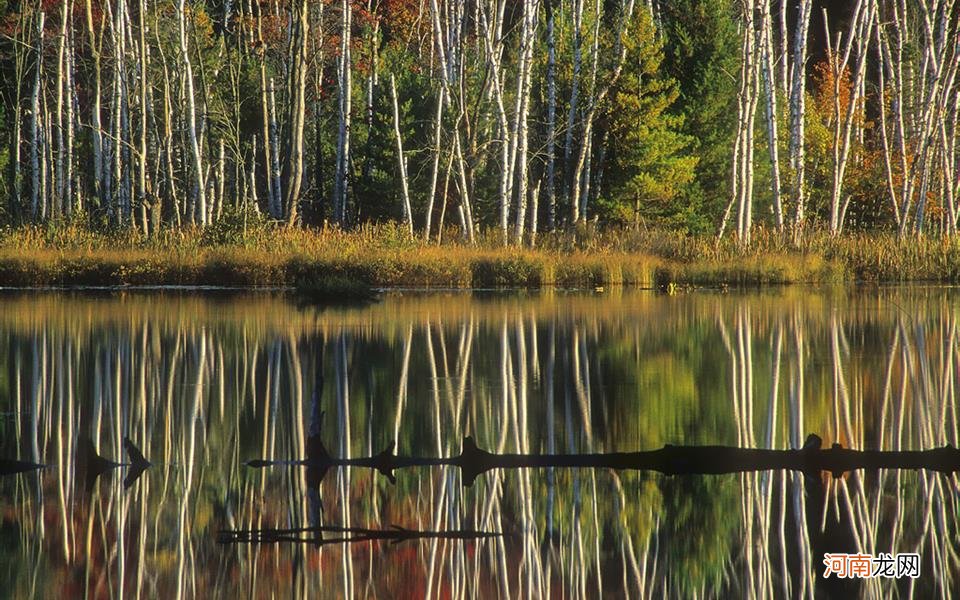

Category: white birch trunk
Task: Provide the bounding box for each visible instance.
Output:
[268,79,282,220]
[55,0,68,218]
[827,0,875,235]
[389,75,413,234]
[513,0,539,243]
[283,0,309,225]
[790,0,812,233]
[333,0,353,226]
[424,87,444,239]
[759,0,783,230]
[31,12,44,221]
[178,0,206,226]
[565,0,584,224]
[545,0,557,232]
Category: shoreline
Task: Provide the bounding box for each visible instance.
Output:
[4,227,960,288]
[0,247,837,288]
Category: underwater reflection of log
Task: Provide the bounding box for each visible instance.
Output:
[0,458,45,476]
[78,436,152,489]
[217,524,501,546]
[248,434,960,487]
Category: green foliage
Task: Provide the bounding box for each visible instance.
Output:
[597,8,697,228]
[659,0,741,233]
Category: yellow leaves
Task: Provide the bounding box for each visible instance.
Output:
[187,5,214,41]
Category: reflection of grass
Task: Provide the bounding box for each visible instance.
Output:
[295,276,379,305]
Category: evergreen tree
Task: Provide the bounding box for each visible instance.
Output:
[659,0,740,233]
[595,8,697,228]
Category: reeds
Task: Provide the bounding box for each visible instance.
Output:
[5,222,960,287]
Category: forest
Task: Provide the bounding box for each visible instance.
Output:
[0,0,958,245]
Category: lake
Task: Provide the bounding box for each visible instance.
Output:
[0,288,957,598]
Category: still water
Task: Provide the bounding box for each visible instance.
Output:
[0,288,957,598]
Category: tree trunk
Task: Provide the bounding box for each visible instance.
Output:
[389,75,413,234]
[759,0,783,231]
[333,0,353,226]
[789,0,812,236]
[178,0,206,226]
[283,0,309,225]
[31,12,44,221]
[424,88,444,239]
[85,0,105,212]
[513,0,538,243]
[545,0,557,232]
[564,0,584,224]
[827,1,875,235]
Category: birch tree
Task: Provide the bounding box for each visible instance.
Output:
[789,0,812,234]
[178,0,206,226]
[389,74,413,234]
[825,1,876,235]
[759,0,783,230]
[333,0,353,226]
[30,12,44,221]
[283,0,309,225]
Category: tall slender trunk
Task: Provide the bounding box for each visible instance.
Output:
[760,0,783,230]
[826,0,875,235]
[545,0,557,232]
[12,98,22,219]
[85,0,105,212]
[178,0,206,226]
[428,0,473,241]
[283,0,309,225]
[424,88,444,239]
[65,19,74,217]
[789,0,812,235]
[513,0,539,243]
[268,80,282,219]
[570,0,637,224]
[256,3,279,218]
[478,0,512,243]
[564,0,584,224]
[138,0,150,231]
[389,75,413,234]
[55,0,68,219]
[333,0,353,226]
[31,12,44,221]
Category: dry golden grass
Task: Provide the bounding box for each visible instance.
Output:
[2,220,958,287]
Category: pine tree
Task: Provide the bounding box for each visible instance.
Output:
[593,7,697,227]
[659,0,740,232]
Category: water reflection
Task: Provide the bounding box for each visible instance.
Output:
[0,288,958,597]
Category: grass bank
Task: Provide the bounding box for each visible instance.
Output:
[1,221,958,288]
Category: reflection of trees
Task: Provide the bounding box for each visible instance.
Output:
[0,290,958,597]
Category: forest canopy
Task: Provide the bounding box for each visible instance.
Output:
[0,0,958,243]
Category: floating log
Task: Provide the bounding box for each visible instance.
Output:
[247,434,960,487]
